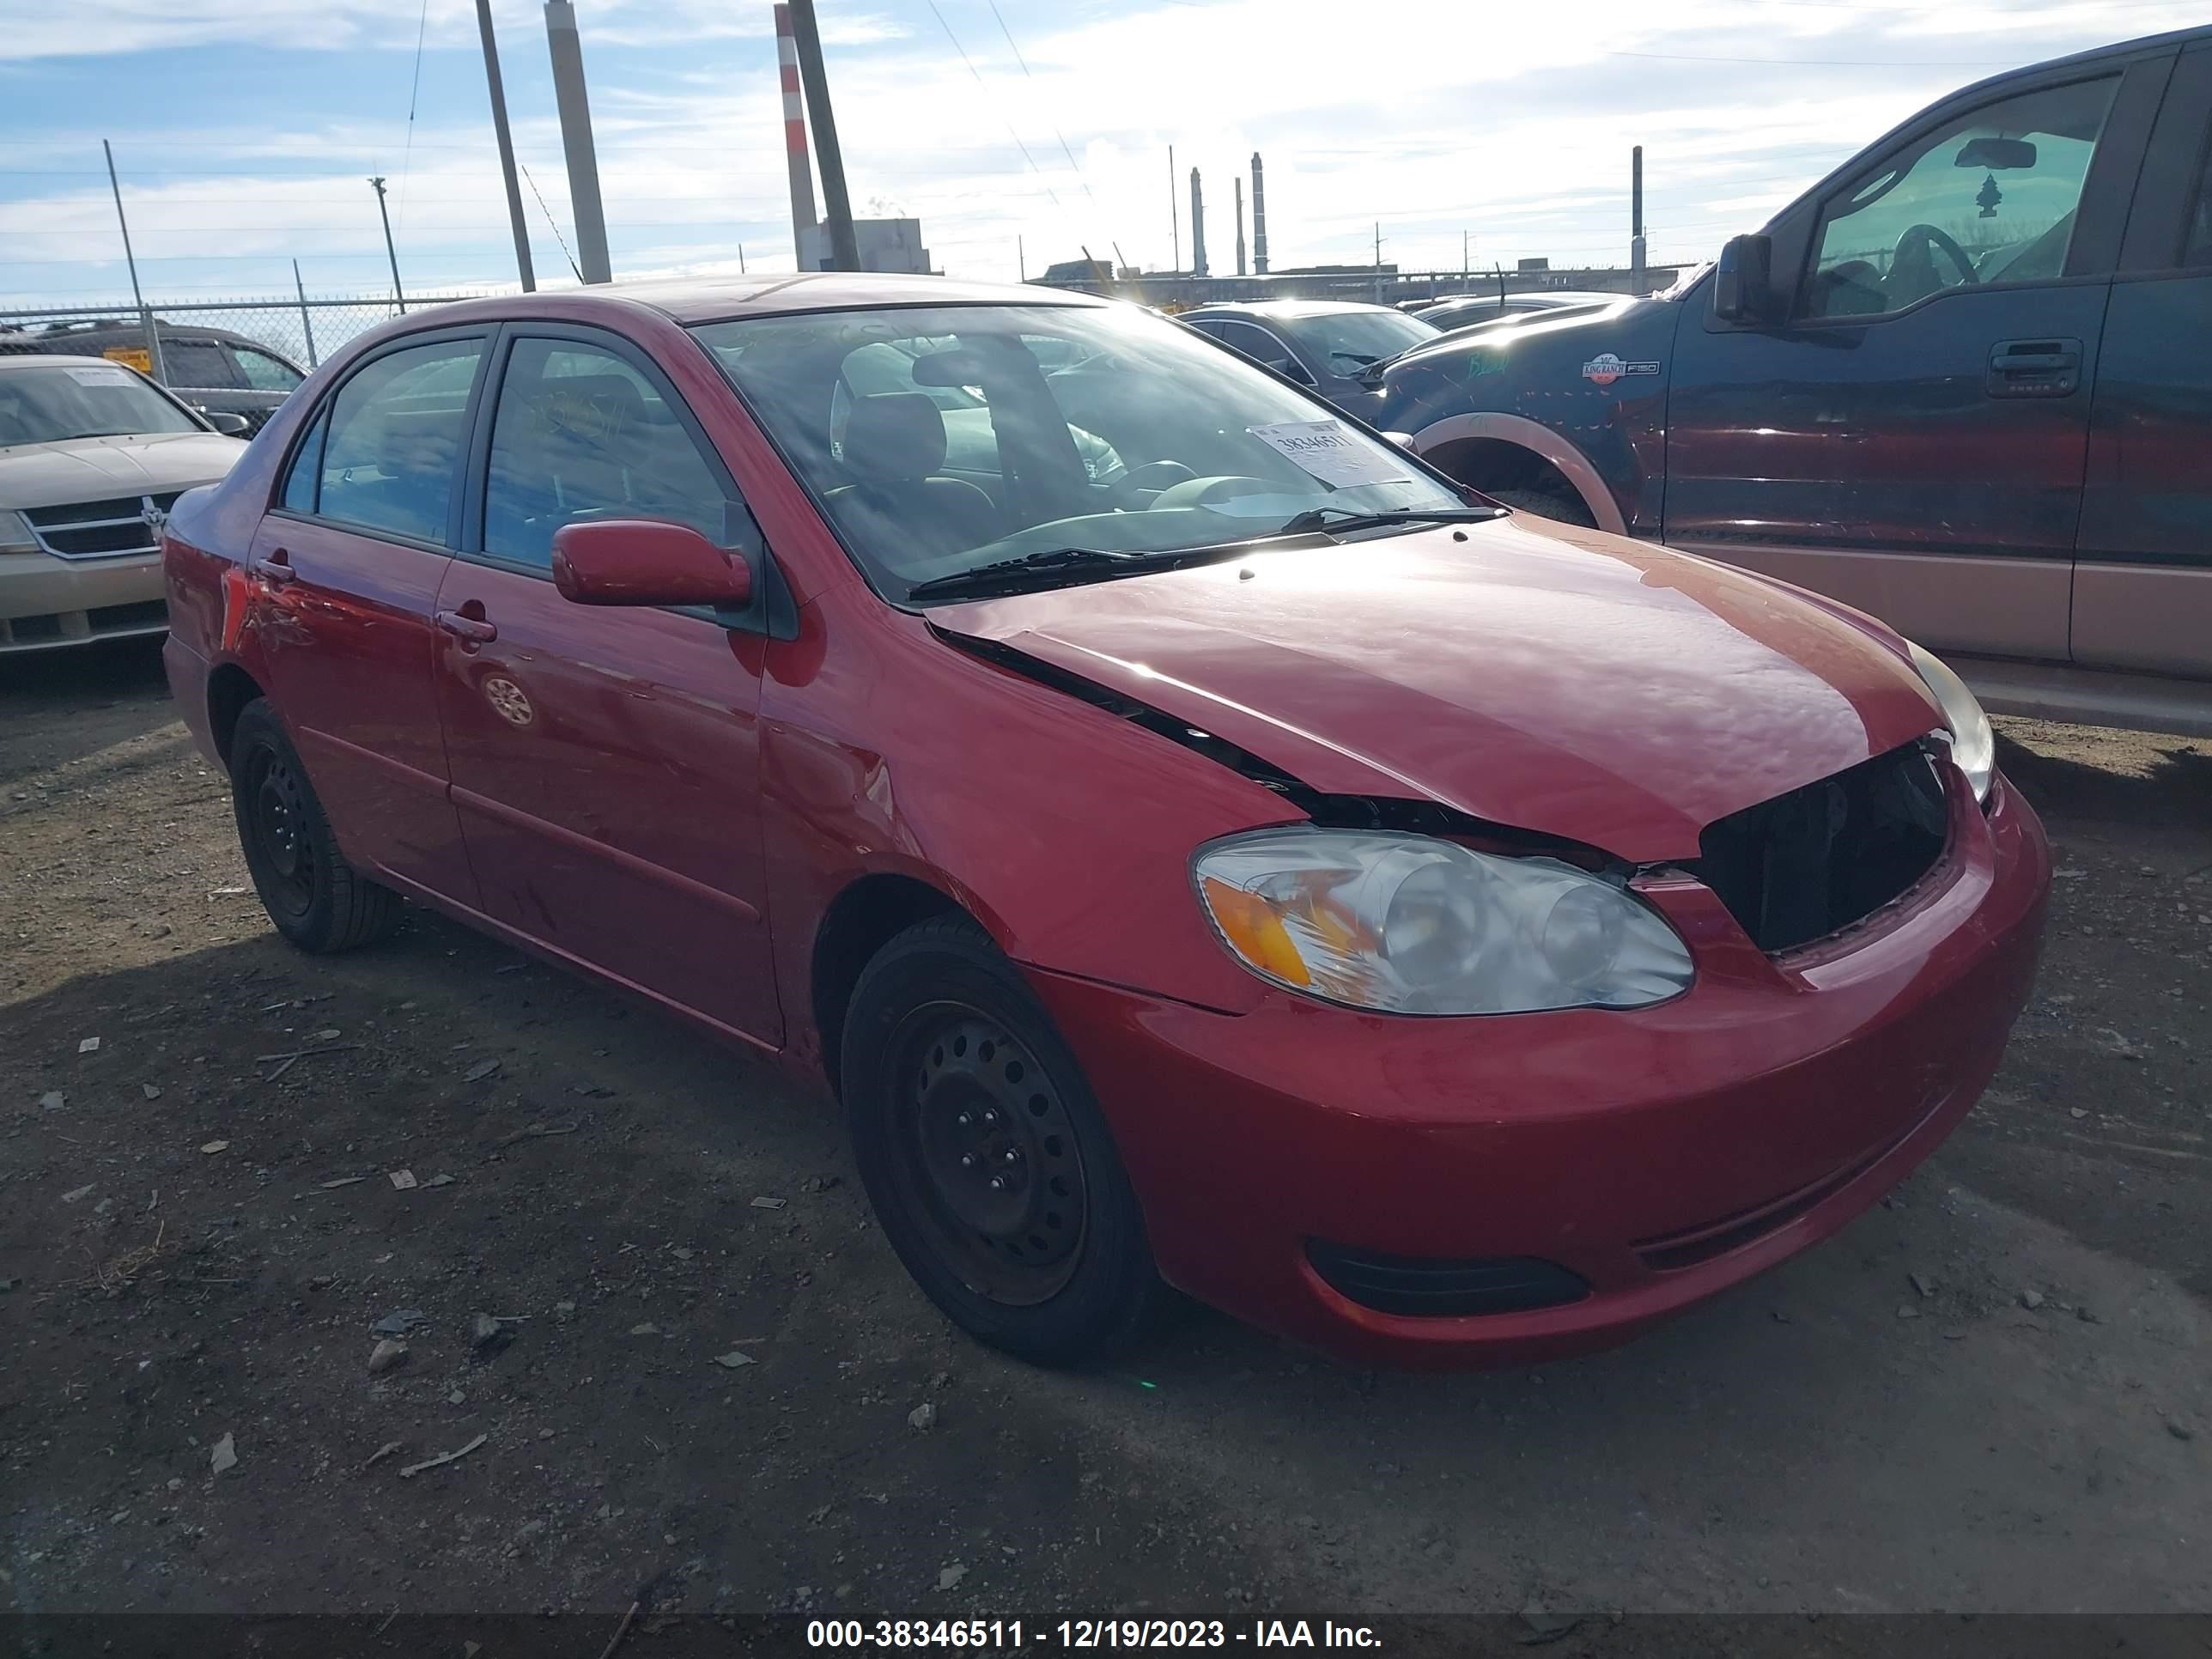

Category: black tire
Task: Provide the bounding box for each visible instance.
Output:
[228,698,402,954]
[1487,483,1599,528]
[842,916,1158,1367]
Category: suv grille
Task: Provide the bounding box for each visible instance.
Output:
[22,492,182,561]
[1690,742,1949,955]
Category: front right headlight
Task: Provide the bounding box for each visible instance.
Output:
[1194,829,1694,1016]
[1907,641,1995,803]
[0,510,40,556]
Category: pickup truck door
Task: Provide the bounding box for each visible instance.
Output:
[2076,42,2212,683]
[1664,52,2172,665]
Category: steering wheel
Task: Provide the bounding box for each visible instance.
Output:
[1891,222,1979,303]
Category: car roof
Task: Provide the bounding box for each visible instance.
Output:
[418,271,1113,329]
[0,352,130,372]
[1182,301,1395,320]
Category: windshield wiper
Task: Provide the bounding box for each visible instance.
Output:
[906,545,1158,601]
[1273,505,1506,538]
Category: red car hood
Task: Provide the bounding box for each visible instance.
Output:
[927,518,1945,863]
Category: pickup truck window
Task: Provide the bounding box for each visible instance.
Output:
[1802,76,2117,319]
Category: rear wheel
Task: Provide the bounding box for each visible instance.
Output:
[228,699,401,953]
[842,916,1158,1366]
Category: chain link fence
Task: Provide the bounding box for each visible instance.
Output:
[0,291,511,433]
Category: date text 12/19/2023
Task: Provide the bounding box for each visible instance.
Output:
[805,1620,1384,1648]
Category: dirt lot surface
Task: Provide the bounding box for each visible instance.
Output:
[3,643,2209,1650]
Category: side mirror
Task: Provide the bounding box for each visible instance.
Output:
[1713,233,1776,325]
[550,518,753,609]
[204,410,251,436]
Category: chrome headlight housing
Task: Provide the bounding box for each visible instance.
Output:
[1907,642,1994,802]
[1193,829,1694,1015]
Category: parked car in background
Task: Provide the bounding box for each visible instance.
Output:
[0,319,308,436]
[1375,24,2212,736]
[1410,290,1629,335]
[163,273,2045,1371]
[0,355,246,653]
[1179,301,1437,416]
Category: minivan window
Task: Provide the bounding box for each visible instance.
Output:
[315,337,483,546]
[482,337,734,570]
[1802,76,2118,319]
[235,345,305,392]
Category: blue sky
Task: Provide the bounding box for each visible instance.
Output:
[0,0,2199,307]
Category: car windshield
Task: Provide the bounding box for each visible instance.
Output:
[692,301,1464,603]
[0,362,203,446]
[1273,307,1438,368]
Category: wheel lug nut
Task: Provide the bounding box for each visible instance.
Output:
[1002,1150,1018,1164]
[988,1176,1005,1191]
[960,1153,975,1169]
[981,1110,998,1126]
[955,1113,970,1127]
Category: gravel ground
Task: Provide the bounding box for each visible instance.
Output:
[2,641,2208,1649]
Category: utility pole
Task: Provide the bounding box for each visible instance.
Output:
[293,259,319,368]
[1630,145,1648,293]
[477,0,536,292]
[786,0,858,271]
[368,176,407,313]
[544,0,613,283]
[101,141,165,386]
[1373,222,1382,305]
[1018,234,1025,283]
[1462,228,1469,282]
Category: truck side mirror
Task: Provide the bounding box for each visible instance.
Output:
[1713,234,1776,325]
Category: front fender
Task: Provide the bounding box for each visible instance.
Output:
[1377,300,1686,534]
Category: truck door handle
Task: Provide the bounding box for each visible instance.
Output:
[1986,338,2081,399]
[435,606,498,645]
[255,547,298,587]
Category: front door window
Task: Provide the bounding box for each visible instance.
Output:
[1800,76,2117,319]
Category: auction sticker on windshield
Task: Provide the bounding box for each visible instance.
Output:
[66,366,137,386]
[1247,421,1410,489]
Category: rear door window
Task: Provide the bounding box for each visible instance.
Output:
[316,337,484,546]
[162,339,241,388]
[234,345,305,392]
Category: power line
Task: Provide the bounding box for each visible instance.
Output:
[518,161,583,283]
[394,0,430,230]
[921,0,1062,212]
[985,0,1099,210]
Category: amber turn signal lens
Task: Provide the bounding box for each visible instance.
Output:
[1200,876,1312,988]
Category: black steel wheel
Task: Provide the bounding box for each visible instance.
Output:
[228,698,401,954]
[842,916,1158,1366]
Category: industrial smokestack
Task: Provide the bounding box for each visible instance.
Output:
[1189,167,1207,278]
[774,5,819,269]
[1250,152,1268,275]
[1630,144,1647,292]
[1234,177,1246,276]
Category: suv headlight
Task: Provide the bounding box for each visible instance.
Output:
[0,510,40,556]
[1906,642,1994,802]
[1194,829,1693,1015]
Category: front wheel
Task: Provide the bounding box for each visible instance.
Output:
[228,698,402,954]
[841,917,1159,1366]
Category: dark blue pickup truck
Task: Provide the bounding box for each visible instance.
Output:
[1376,25,2211,734]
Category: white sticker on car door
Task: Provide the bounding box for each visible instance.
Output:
[1246,421,1410,489]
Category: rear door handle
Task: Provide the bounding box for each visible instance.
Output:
[1986,337,2082,399]
[255,547,298,587]
[435,608,498,645]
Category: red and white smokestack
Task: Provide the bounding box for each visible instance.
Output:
[774,4,818,268]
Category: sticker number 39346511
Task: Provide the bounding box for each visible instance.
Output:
[1246,421,1412,489]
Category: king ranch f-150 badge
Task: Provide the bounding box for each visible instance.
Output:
[1580,353,1660,387]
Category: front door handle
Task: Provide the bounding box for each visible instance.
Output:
[1986,337,2081,399]
[435,606,498,645]
[255,547,298,587]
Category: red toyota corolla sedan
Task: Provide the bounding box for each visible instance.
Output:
[161,274,2049,1370]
